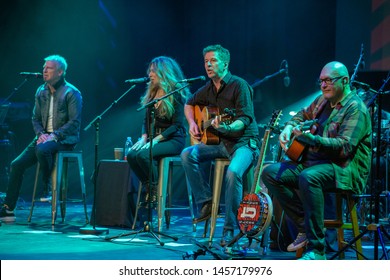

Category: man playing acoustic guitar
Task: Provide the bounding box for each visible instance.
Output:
[260,61,372,260]
[180,44,260,247]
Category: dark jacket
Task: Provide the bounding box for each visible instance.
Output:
[32,79,82,145]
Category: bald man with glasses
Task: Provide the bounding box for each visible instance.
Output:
[260,61,372,260]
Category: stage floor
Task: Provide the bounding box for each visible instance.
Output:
[0,202,389,261]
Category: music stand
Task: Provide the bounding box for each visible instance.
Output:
[104,84,190,245]
[79,84,137,235]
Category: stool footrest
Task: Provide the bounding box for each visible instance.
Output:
[165,206,191,210]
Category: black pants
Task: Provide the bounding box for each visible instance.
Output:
[5,139,74,210]
[261,161,336,255]
[127,137,185,185]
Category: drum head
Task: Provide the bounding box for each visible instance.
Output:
[237,192,273,238]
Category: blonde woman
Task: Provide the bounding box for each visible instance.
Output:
[127,56,190,205]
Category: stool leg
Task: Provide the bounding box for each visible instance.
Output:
[203,218,209,238]
[208,160,226,244]
[76,155,89,224]
[296,247,305,259]
[348,197,363,260]
[28,163,40,223]
[51,154,60,225]
[157,159,169,232]
[60,158,68,223]
[132,182,143,230]
[185,176,196,232]
[165,161,174,229]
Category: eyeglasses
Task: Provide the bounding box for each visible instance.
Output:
[317,76,343,86]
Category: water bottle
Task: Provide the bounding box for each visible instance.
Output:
[123,137,133,160]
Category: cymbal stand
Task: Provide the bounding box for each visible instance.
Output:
[104,84,190,245]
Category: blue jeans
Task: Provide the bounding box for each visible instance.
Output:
[180,142,259,231]
[4,139,74,210]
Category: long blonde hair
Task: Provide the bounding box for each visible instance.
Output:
[141,56,190,119]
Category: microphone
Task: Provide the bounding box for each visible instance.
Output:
[20,72,43,78]
[282,60,290,87]
[179,76,206,83]
[124,77,149,84]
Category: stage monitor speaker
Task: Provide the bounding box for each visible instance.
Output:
[92,159,139,228]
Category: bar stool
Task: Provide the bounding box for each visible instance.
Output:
[204,158,255,243]
[157,156,196,232]
[132,156,196,232]
[28,150,89,225]
[295,190,363,259]
[205,158,230,241]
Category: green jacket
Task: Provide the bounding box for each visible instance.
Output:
[287,90,372,194]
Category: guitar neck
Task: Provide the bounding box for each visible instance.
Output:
[202,114,227,130]
[250,129,271,193]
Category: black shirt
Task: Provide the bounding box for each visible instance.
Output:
[186,72,259,154]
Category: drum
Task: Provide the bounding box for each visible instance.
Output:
[237,192,273,238]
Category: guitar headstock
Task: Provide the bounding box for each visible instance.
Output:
[267,110,283,131]
[218,108,236,124]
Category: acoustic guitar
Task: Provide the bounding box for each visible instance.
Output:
[235,109,282,240]
[284,119,317,162]
[190,105,234,145]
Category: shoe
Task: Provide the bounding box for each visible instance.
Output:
[287,232,308,252]
[298,251,326,260]
[141,184,157,208]
[39,191,52,202]
[220,229,234,247]
[193,201,212,223]
[0,205,15,223]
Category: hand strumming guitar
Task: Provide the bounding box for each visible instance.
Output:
[279,124,294,151]
[280,123,316,152]
[188,120,202,142]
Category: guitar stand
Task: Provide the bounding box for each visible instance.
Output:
[226,228,270,255]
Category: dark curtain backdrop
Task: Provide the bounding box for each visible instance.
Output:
[0,0,388,200]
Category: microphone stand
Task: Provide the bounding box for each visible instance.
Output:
[104,84,190,244]
[251,68,286,89]
[0,77,31,106]
[79,84,137,235]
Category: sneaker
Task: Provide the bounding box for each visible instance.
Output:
[0,205,16,222]
[39,191,52,202]
[298,251,326,260]
[287,232,308,252]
